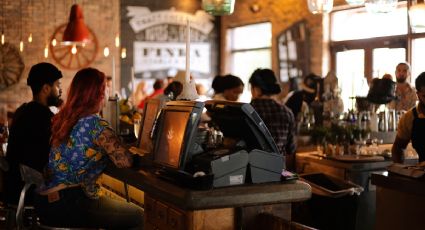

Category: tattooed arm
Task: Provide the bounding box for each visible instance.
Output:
[95,127,133,168]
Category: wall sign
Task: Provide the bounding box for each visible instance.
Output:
[127,7,214,75]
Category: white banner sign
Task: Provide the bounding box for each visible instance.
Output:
[134,42,211,74]
[127,7,214,34]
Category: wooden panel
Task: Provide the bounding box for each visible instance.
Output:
[144,195,156,226]
[154,201,168,230]
[188,208,234,230]
[237,204,291,230]
[376,187,425,230]
[128,184,144,206]
[99,173,126,197]
[168,207,186,230]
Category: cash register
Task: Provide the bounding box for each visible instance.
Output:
[148,100,284,189]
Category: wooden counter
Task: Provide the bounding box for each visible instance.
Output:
[371,173,425,230]
[296,151,392,230]
[104,166,312,230]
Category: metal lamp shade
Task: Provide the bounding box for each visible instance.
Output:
[62,4,91,45]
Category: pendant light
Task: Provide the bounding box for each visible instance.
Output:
[345,0,365,6]
[365,0,398,14]
[409,0,425,31]
[307,0,334,14]
[202,0,236,16]
[62,4,90,45]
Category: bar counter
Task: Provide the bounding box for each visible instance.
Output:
[296,147,392,230]
[296,146,418,230]
[372,173,425,230]
[103,165,312,230]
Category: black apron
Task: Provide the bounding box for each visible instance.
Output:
[411,107,425,162]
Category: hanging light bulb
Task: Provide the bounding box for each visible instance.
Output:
[121,47,127,59]
[115,34,120,47]
[44,45,49,58]
[19,41,24,52]
[307,0,334,14]
[28,33,33,43]
[202,0,236,15]
[1,33,4,45]
[345,0,365,6]
[365,0,398,14]
[71,45,77,54]
[51,38,57,47]
[103,47,110,57]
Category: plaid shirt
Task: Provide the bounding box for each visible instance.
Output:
[251,98,296,155]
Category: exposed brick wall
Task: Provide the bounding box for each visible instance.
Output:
[0,0,119,116]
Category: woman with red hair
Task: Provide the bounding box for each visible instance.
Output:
[34,68,143,229]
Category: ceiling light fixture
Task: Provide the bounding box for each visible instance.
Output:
[345,0,365,6]
[409,0,425,31]
[365,0,398,14]
[202,0,236,16]
[62,4,91,45]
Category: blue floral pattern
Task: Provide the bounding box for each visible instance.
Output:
[45,114,110,198]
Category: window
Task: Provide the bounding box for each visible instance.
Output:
[226,22,272,102]
[330,2,425,111]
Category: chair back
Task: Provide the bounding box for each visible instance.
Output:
[19,164,44,188]
[16,164,44,230]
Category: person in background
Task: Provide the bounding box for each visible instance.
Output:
[249,68,297,171]
[4,62,63,205]
[284,73,321,122]
[389,62,417,111]
[106,76,121,98]
[196,83,209,101]
[159,81,183,101]
[137,79,165,110]
[212,74,244,102]
[132,81,147,107]
[34,68,143,229]
[392,72,425,164]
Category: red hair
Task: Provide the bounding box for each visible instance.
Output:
[51,68,106,147]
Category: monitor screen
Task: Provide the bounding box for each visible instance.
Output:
[154,110,190,168]
[137,98,161,155]
[152,101,204,171]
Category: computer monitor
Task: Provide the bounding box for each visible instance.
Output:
[136,98,163,156]
[204,100,280,154]
[152,101,204,171]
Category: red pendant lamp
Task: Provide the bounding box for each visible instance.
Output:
[62,4,90,45]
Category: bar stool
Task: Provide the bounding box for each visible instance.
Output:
[17,164,98,230]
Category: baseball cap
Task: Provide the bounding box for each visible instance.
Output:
[27,62,63,88]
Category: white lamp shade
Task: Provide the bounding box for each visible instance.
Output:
[307,0,334,14]
[409,3,425,30]
[365,0,398,14]
[345,0,365,6]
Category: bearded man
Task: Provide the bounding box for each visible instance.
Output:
[389,62,417,111]
[3,62,63,205]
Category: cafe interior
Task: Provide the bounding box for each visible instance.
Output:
[0,0,425,229]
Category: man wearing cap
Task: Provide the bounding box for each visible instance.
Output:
[3,62,63,205]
